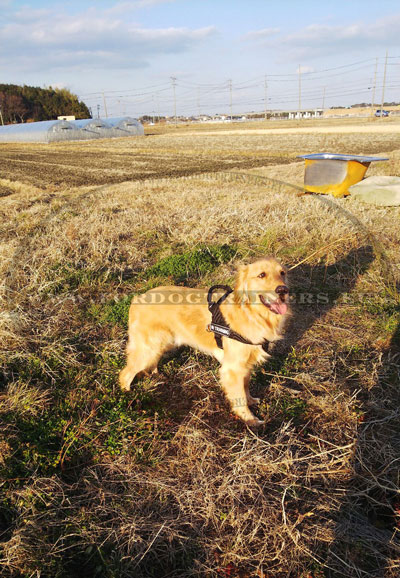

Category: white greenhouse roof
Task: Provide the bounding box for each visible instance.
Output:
[0,117,144,143]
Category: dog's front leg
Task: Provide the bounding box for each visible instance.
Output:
[219,363,263,427]
[244,373,260,407]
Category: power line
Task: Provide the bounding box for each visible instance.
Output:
[370,57,378,117]
[79,81,171,97]
[171,77,177,126]
[228,79,232,120]
[381,50,388,116]
[264,75,268,120]
[102,92,108,118]
[81,54,400,118]
[298,65,302,115]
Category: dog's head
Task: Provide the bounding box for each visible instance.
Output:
[234,257,289,316]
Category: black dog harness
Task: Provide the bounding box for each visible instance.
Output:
[206,285,269,353]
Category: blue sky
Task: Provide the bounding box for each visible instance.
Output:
[1,0,400,117]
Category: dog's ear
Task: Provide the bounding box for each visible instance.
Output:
[234,264,250,305]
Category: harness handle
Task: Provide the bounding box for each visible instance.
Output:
[207,285,233,311]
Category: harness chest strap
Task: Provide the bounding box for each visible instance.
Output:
[206,284,269,353]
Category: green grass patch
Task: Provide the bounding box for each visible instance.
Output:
[0,352,170,484]
[47,263,119,294]
[265,347,313,378]
[278,243,314,261]
[362,296,400,317]
[1,385,165,481]
[87,295,133,327]
[352,296,400,337]
[272,394,308,424]
[146,243,238,283]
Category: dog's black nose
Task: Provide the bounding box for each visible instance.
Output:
[275,285,289,296]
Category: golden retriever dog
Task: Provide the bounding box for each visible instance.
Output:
[119,258,290,426]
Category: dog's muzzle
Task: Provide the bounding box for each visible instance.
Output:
[259,290,289,315]
[275,285,289,300]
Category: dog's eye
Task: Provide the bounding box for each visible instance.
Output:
[280,271,285,277]
[258,272,266,278]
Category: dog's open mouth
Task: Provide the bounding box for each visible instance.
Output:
[259,294,288,315]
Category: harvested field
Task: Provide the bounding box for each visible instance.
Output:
[1,118,400,189]
[0,139,291,188]
[0,118,399,577]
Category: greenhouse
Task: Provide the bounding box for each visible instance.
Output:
[0,120,82,143]
[71,118,115,139]
[106,117,145,136]
[0,117,144,142]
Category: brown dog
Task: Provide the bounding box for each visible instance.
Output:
[119,257,290,426]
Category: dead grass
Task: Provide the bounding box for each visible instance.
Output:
[0,120,399,577]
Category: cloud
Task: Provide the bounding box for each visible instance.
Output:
[0,5,216,74]
[131,0,177,7]
[241,14,400,63]
[105,0,177,14]
[280,14,400,59]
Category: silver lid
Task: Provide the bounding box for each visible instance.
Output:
[297,153,389,162]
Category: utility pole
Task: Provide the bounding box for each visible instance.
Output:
[322,86,326,111]
[155,93,160,123]
[197,87,201,119]
[370,57,378,118]
[380,50,388,118]
[228,79,232,121]
[171,77,177,126]
[298,65,302,119]
[102,92,108,118]
[264,75,268,120]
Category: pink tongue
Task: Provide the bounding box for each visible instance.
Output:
[269,300,288,315]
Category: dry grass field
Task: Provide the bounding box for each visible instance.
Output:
[0,118,399,577]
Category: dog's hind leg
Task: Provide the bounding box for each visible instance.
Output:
[119,334,171,391]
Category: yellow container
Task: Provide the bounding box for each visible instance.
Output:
[298,154,388,198]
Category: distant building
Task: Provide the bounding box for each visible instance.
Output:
[288,109,323,119]
[57,115,76,121]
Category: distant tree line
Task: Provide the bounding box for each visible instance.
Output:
[332,102,400,109]
[0,84,90,124]
[139,115,166,123]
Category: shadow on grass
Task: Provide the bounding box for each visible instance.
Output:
[326,288,400,577]
[266,245,376,383]
[252,245,399,576]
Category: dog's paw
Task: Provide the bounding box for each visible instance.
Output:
[245,417,264,428]
[247,396,260,406]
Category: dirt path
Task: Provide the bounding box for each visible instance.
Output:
[179,122,400,137]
